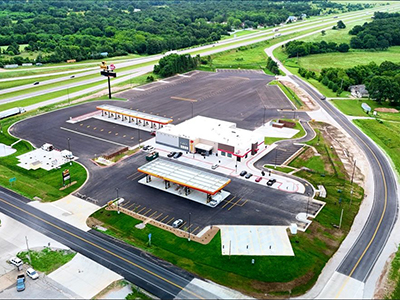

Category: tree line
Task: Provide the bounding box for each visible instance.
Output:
[154,54,200,78]
[298,61,400,103]
[0,0,372,66]
[349,12,400,50]
[285,39,350,58]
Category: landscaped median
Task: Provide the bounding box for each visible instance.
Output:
[89,124,364,297]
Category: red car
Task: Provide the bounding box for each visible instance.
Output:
[255,176,262,183]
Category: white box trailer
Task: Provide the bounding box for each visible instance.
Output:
[0,107,26,120]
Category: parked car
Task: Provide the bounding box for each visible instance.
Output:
[147,146,155,152]
[142,145,150,151]
[172,219,183,228]
[146,151,159,162]
[255,176,262,183]
[320,96,326,100]
[267,179,277,186]
[10,257,23,267]
[239,170,247,177]
[16,274,25,292]
[150,131,156,136]
[167,151,176,158]
[245,173,253,179]
[26,268,39,280]
[173,152,183,159]
[211,163,219,170]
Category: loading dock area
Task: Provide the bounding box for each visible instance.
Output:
[138,159,231,207]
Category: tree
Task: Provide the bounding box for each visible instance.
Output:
[321,30,326,36]
[337,20,346,29]
[338,43,350,53]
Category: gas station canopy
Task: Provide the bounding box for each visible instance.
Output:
[138,159,231,195]
[97,104,173,125]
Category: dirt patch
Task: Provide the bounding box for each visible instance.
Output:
[375,108,399,113]
[374,252,396,299]
[86,216,104,228]
[281,80,319,111]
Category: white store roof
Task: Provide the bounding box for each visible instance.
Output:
[97,104,173,125]
[138,159,231,195]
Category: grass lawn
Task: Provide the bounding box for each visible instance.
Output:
[332,99,400,121]
[298,47,400,73]
[17,248,76,274]
[353,119,400,175]
[386,244,400,299]
[274,81,304,109]
[90,122,363,297]
[0,114,88,202]
[264,165,294,173]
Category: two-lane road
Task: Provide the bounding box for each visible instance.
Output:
[290,75,398,289]
[0,186,217,299]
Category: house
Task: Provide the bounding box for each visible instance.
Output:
[349,85,369,98]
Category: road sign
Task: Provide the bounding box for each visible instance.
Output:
[100,61,107,69]
[109,63,115,70]
[9,177,16,183]
[62,169,71,183]
[100,71,117,78]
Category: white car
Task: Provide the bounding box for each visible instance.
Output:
[172,219,183,228]
[10,257,23,267]
[26,268,39,280]
[211,164,219,170]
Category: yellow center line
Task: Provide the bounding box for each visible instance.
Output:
[303,90,389,298]
[221,196,236,209]
[0,198,203,299]
[228,197,243,211]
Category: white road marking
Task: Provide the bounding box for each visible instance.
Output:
[60,127,129,147]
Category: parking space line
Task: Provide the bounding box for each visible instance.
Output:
[238,199,249,207]
[93,127,97,130]
[148,211,157,218]
[166,217,174,225]
[80,123,83,126]
[100,129,104,131]
[228,197,243,211]
[192,226,200,234]
[123,135,126,138]
[127,172,139,179]
[187,224,193,230]
[134,205,141,211]
[108,131,112,134]
[181,221,187,227]
[126,203,136,210]
[137,207,146,214]
[221,196,236,209]
[60,127,129,147]
[132,173,143,181]
[87,125,90,128]
[154,213,163,220]
[143,208,152,216]
[160,215,169,222]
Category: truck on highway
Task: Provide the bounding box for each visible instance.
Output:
[0,107,26,120]
[16,274,25,292]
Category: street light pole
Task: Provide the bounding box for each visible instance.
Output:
[115,187,120,214]
[274,147,278,169]
[67,137,72,165]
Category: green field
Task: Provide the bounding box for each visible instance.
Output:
[332,99,400,121]
[298,47,400,73]
[91,124,363,296]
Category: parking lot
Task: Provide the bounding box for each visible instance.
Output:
[11,70,316,234]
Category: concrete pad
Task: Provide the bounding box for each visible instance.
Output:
[16,148,76,171]
[254,121,299,138]
[177,277,253,299]
[138,177,230,208]
[219,225,294,256]
[0,143,16,157]
[0,213,68,276]
[28,195,100,232]
[100,284,132,299]
[318,272,364,299]
[48,253,122,299]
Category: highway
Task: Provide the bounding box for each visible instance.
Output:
[0,186,218,300]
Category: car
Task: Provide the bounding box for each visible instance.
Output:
[142,145,150,151]
[211,163,219,170]
[255,176,262,183]
[146,151,159,162]
[147,146,155,152]
[16,274,25,292]
[245,173,253,179]
[173,152,182,159]
[209,199,218,207]
[26,268,39,280]
[10,257,23,267]
[321,96,326,100]
[33,81,39,85]
[172,219,183,228]
[150,131,156,136]
[167,151,176,158]
[267,179,277,186]
[239,170,247,177]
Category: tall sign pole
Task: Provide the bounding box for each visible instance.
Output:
[100,62,117,99]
